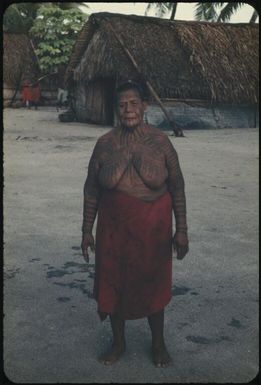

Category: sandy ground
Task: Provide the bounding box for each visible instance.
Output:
[3,107,259,383]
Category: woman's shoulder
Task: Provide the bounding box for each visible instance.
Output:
[96,128,117,145]
[145,124,170,143]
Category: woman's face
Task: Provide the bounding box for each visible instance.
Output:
[117,89,147,130]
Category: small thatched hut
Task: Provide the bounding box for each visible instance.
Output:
[3,32,40,106]
[65,12,259,129]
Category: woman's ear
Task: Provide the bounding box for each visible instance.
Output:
[142,101,148,111]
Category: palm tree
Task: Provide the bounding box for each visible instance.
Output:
[144,2,258,23]
[194,2,258,23]
[145,2,178,20]
[249,9,259,23]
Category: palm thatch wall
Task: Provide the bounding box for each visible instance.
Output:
[65,12,259,127]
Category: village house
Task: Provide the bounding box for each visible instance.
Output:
[3,32,40,107]
[65,12,259,129]
[3,32,60,107]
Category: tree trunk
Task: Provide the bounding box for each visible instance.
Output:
[170,3,177,20]
[249,10,258,23]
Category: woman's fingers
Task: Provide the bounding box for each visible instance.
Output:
[177,244,189,259]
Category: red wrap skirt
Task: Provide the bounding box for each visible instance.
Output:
[94,190,173,320]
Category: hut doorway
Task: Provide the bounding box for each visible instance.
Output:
[80,78,115,125]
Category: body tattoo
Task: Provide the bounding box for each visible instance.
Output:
[82,125,187,234]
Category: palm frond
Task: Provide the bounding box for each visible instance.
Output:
[156,3,170,17]
[194,2,219,21]
[217,2,244,22]
[145,2,157,16]
[145,2,175,18]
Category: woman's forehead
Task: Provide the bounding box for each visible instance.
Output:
[118,89,141,102]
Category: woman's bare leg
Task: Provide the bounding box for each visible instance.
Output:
[99,312,126,365]
[147,309,171,367]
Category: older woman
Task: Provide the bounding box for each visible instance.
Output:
[81,81,188,367]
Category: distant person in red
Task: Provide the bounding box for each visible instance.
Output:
[81,81,189,367]
[22,79,41,110]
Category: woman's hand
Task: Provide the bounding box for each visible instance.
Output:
[81,233,95,263]
[173,232,189,260]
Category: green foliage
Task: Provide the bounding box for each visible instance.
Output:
[3,3,41,33]
[29,5,87,73]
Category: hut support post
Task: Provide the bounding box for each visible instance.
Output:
[105,20,184,137]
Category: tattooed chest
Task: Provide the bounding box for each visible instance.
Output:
[131,151,168,189]
[98,142,168,190]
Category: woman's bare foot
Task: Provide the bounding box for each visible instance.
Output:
[99,343,126,365]
[151,344,171,367]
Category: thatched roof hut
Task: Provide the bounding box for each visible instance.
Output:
[66,12,259,128]
[3,32,40,105]
[3,32,40,86]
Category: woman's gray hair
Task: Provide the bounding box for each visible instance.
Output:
[115,80,148,104]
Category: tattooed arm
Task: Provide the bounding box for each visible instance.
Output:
[81,142,101,262]
[164,137,189,259]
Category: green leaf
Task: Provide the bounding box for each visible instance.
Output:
[11,3,88,73]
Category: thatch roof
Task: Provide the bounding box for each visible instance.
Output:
[65,12,259,104]
[3,32,40,87]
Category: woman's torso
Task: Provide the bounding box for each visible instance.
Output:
[98,126,169,202]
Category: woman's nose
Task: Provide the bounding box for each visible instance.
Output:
[125,103,132,112]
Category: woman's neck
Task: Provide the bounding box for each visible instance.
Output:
[118,123,147,144]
